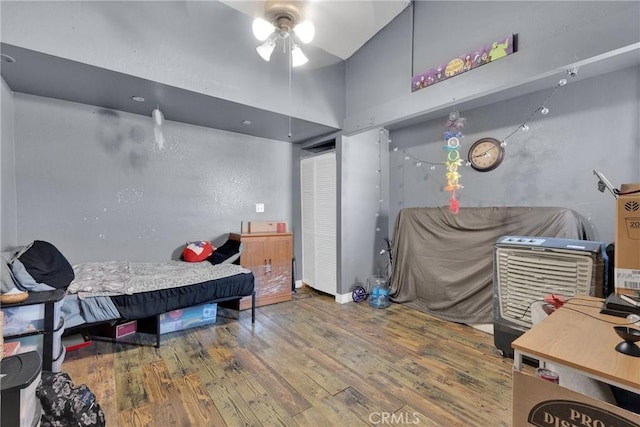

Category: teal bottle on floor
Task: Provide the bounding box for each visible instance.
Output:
[369,275,390,309]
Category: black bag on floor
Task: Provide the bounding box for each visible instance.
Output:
[37,371,106,427]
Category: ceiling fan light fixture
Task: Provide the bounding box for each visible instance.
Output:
[291,44,308,67]
[252,17,275,41]
[293,21,315,44]
[256,38,276,62]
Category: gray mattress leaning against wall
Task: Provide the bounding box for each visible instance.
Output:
[389,206,594,324]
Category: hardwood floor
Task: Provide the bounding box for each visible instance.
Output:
[62,288,519,426]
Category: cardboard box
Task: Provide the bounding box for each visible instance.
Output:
[246,221,288,233]
[115,320,137,338]
[513,371,640,426]
[615,183,640,295]
[158,303,217,334]
[97,320,137,339]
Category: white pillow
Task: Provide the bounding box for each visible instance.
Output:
[531,302,617,404]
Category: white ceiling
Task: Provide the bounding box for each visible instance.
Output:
[220,0,411,60]
[3,1,638,145]
[1,0,410,144]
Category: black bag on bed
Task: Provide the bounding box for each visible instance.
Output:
[208,239,242,265]
[14,240,75,290]
[37,371,106,427]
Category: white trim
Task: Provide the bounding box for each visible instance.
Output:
[335,292,352,304]
[295,279,303,289]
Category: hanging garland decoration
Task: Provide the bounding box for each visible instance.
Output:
[375,127,389,231]
[393,68,578,169]
[498,68,577,149]
[443,109,465,214]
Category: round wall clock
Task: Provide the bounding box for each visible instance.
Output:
[468,137,505,172]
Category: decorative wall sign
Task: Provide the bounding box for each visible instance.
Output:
[411,34,518,92]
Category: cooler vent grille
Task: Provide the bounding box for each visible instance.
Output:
[495,248,593,328]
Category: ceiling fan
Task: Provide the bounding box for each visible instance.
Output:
[252,0,315,66]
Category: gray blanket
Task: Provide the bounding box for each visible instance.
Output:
[389,207,593,324]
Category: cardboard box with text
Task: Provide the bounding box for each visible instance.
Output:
[615,183,640,295]
[513,371,640,426]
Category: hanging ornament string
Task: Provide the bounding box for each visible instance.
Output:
[443,109,465,214]
[287,36,293,139]
[391,68,578,170]
[376,128,390,231]
[394,148,446,170]
[499,68,577,149]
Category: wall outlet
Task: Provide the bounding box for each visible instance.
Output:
[255,203,264,213]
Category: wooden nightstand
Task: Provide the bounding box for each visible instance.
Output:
[230,232,293,310]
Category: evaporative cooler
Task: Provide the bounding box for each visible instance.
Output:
[493,236,606,357]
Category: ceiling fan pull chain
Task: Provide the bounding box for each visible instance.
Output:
[288,36,293,139]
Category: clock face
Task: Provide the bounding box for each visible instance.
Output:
[468,138,504,172]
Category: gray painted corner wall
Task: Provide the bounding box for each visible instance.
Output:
[1,76,18,251]
[345,1,640,133]
[339,129,390,295]
[291,143,303,283]
[388,65,640,246]
[12,93,295,264]
[1,1,346,129]
[2,0,639,294]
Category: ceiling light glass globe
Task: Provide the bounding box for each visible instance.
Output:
[253,18,275,41]
[256,39,276,61]
[291,45,308,67]
[294,21,315,44]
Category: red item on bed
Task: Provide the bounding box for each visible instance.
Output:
[183,241,214,262]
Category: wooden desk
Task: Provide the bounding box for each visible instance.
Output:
[512,295,640,393]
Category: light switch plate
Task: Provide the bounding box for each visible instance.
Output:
[256,203,264,213]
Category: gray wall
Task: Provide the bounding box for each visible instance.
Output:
[12,93,295,264]
[345,1,640,133]
[338,129,390,295]
[2,0,639,287]
[388,65,640,245]
[1,76,18,251]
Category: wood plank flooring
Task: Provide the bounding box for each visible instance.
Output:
[62,287,520,426]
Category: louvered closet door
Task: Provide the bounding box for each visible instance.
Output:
[301,152,337,295]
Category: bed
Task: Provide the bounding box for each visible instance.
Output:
[65,260,255,343]
[3,240,255,348]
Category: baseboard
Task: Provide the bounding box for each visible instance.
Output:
[295,280,303,288]
[470,323,494,335]
[335,292,352,304]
